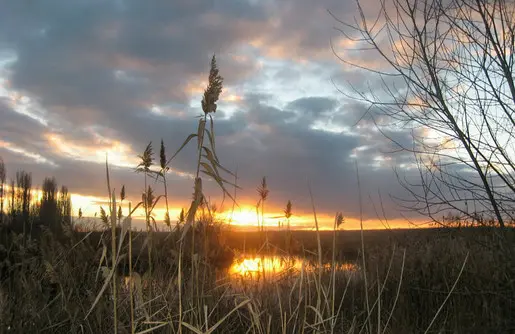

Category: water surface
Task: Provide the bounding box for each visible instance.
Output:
[228,254,358,281]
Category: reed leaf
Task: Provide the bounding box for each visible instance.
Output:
[200,169,236,202]
[202,147,235,177]
[182,299,250,334]
[166,133,198,165]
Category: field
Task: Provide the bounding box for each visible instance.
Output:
[1,48,514,332]
[1,221,514,333]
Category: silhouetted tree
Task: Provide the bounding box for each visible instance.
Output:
[9,179,14,223]
[58,186,72,227]
[0,157,5,225]
[334,0,515,227]
[40,177,59,232]
[16,170,32,238]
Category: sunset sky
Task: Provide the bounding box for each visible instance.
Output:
[0,0,427,230]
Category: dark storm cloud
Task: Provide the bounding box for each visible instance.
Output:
[0,0,426,222]
[0,0,361,128]
[0,99,46,140]
[0,92,421,220]
[235,95,297,126]
[0,99,58,166]
[285,97,338,123]
[204,96,421,219]
[0,0,269,128]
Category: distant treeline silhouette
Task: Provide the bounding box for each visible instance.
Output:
[0,157,72,239]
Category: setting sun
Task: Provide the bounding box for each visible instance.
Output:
[225,208,259,227]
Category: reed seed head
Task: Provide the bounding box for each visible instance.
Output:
[335,212,344,228]
[178,208,185,224]
[136,142,153,172]
[201,55,223,114]
[257,177,269,201]
[284,200,293,219]
[160,139,167,171]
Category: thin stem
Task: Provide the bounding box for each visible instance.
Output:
[163,173,171,231]
[128,202,134,334]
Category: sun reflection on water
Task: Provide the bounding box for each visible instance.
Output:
[229,255,358,280]
[230,256,299,277]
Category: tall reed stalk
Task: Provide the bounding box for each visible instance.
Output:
[105,157,118,333]
[308,183,323,331]
[160,140,171,231]
[355,161,371,333]
[127,201,134,334]
[136,143,154,283]
[330,212,343,332]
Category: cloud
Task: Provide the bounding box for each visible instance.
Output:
[0,0,429,225]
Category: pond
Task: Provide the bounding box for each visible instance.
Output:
[122,254,360,290]
[227,254,359,281]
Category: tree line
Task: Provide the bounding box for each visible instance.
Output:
[0,157,72,239]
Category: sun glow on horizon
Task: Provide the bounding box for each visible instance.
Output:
[222,207,304,228]
[0,184,423,230]
[11,189,423,230]
[224,208,259,226]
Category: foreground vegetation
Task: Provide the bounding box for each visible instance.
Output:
[1,205,514,333]
[1,50,515,333]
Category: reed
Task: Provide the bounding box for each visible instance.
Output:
[1,55,514,333]
[1,203,513,332]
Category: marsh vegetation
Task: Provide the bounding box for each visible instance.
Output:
[2,0,515,330]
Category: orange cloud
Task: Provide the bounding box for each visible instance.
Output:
[45,132,138,168]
